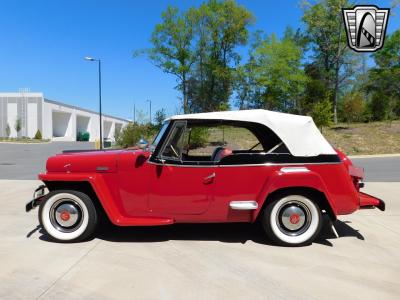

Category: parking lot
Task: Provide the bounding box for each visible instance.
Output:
[0,180,399,299]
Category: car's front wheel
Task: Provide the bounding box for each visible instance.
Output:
[39,190,97,242]
[262,193,322,246]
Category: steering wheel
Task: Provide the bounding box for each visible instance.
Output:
[211,146,225,161]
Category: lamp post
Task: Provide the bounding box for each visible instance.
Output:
[84,56,103,149]
[147,99,152,125]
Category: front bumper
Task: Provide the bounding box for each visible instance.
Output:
[25,185,46,212]
[359,191,385,211]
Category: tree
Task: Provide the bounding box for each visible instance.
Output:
[302,0,361,123]
[364,29,400,121]
[34,129,42,140]
[116,123,157,148]
[310,98,333,131]
[144,1,253,114]
[14,118,22,136]
[154,109,167,128]
[236,32,306,112]
[187,0,254,112]
[144,6,196,113]
[5,123,10,138]
[341,92,365,123]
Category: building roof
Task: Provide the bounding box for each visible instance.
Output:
[44,98,129,123]
[168,109,336,157]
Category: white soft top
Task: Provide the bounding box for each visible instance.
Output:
[168,109,336,157]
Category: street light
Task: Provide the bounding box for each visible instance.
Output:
[84,56,103,149]
[147,99,152,125]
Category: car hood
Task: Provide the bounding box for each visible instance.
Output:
[46,149,145,173]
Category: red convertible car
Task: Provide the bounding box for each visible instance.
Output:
[26,110,384,246]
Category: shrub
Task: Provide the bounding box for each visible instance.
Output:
[116,123,157,148]
[310,99,333,131]
[34,129,42,140]
[5,123,10,137]
[342,92,365,123]
[14,118,22,134]
[188,127,209,149]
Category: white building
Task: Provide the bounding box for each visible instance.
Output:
[0,92,128,141]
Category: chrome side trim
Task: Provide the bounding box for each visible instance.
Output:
[280,167,310,173]
[229,201,258,210]
[96,166,109,171]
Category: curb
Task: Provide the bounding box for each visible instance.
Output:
[349,154,400,159]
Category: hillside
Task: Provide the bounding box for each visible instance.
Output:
[323,121,400,155]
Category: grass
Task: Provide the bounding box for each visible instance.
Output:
[0,137,50,143]
[323,120,400,155]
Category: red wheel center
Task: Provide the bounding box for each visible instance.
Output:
[290,213,300,224]
[60,210,70,221]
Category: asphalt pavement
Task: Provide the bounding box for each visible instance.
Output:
[0,180,398,299]
[352,156,400,182]
[0,142,94,179]
[1,142,399,181]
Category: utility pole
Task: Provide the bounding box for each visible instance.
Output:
[147,99,152,125]
[133,103,136,124]
[84,56,103,149]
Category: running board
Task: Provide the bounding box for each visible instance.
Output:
[229,201,258,210]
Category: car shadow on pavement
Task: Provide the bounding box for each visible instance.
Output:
[93,216,364,247]
[31,216,364,246]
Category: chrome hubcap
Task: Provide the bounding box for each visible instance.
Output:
[276,200,312,236]
[50,199,83,232]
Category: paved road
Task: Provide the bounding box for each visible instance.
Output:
[352,157,400,182]
[0,142,94,179]
[0,142,399,181]
[0,180,398,299]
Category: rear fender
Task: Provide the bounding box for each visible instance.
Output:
[252,168,337,221]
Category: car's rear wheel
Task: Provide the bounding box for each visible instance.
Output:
[262,193,322,246]
[39,190,97,242]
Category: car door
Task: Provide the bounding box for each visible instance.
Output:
[147,121,216,215]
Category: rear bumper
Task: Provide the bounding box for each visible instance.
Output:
[359,192,385,211]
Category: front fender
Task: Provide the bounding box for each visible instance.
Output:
[39,173,124,225]
[252,168,337,221]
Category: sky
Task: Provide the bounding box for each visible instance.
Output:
[0,0,398,121]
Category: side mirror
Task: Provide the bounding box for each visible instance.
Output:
[137,138,149,150]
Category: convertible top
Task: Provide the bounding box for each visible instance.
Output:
[168,109,336,157]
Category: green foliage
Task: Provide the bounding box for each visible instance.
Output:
[364,30,400,121]
[5,123,10,137]
[116,123,158,148]
[14,118,22,134]
[188,127,209,149]
[154,109,167,128]
[145,0,253,113]
[235,31,306,112]
[34,129,42,140]
[302,0,361,123]
[77,132,90,141]
[310,98,333,130]
[341,92,365,123]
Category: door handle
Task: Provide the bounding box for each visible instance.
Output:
[203,172,216,184]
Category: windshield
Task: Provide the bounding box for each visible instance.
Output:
[150,121,169,151]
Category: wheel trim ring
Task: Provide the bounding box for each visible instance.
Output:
[275,200,312,236]
[49,198,84,233]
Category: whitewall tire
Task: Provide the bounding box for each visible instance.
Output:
[39,190,97,242]
[262,194,322,246]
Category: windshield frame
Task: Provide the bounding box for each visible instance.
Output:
[150,121,170,152]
